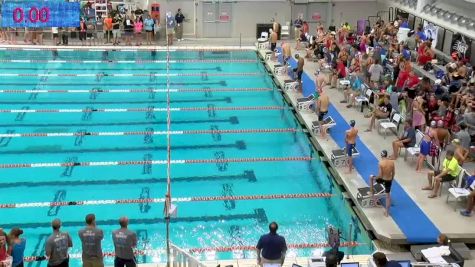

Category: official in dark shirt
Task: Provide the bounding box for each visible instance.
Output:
[256,222,287,266]
[175,9,185,41]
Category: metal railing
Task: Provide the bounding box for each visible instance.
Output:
[170,243,207,267]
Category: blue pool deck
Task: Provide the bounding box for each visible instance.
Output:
[257,46,475,246]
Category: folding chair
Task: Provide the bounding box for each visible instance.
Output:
[378,112,402,139]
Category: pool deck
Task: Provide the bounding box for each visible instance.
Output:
[256,46,475,246]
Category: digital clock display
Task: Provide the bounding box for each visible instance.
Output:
[1,1,80,28]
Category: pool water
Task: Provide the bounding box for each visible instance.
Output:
[0,49,373,266]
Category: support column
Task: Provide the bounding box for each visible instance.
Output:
[327,0,333,28]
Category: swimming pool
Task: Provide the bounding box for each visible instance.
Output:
[0,48,373,265]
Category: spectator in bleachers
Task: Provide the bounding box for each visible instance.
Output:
[462,106,475,140]
[455,123,471,151]
[0,229,8,265]
[369,58,384,86]
[453,139,469,166]
[417,41,434,66]
[390,119,416,160]
[432,120,448,160]
[424,150,459,198]
[460,169,475,217]
[46,219,73,267]
[412,96,426,130]
[8,228,25,267]
[365,96,392,132]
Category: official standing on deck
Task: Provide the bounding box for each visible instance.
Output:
[256,222,287,267]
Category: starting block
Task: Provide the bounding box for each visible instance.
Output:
[330,147,360,168]
[337,79,351,90]
[258,42,269,50]
[311,116,336,134]
[297,94,316,111]
[357,183,386,208]
[265,51,272,61]
[284,79,299,91]
[274,64,287,76]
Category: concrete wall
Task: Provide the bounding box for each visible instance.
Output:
[139,0,384,38]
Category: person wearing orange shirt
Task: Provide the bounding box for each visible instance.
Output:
[104,15,113,43]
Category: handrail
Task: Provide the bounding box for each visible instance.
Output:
[170,243,207,267]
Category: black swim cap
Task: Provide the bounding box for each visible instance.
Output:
[381,150,388,157]
[350,120,356,127]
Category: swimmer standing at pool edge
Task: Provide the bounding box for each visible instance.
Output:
[345,120,358,173]
[370,150,395,217]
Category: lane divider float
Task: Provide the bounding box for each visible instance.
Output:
[0,128,298,138]
[0,106,289,114]
[0,192,332,209]
[0,156,313,169]
[0,87,273,94]
[0,72,262,77]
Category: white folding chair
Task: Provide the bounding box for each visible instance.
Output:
[446,168,470,206]
[404,129,424,161]
[281,25,290,39]
[354,86,372,112]
[257,31,269,49]
[378,112,402,139]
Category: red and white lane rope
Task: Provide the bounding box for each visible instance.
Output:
[22,241,361,262]
[0,156,312,169]
[188,241,360,253]
[0,193,332,209]
[0,128,297,138]
[0,87,273,94]
[0,72,262,77]
[0,106,288,114]
[0,59,257,64]
[0,46,253,52]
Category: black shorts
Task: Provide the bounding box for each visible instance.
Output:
[48,258,69,267]
[434,171,456,182]
[297,70,303,80]
[114,257,136,267]
[270,42,276,51]
[376,178,393,193]
[346,143,355,157]
[146,30,153,33]
[86,32,93,39]
[318,110,328,121]
[53,33,59,38]
[79,31,86,40]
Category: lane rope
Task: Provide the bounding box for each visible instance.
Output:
[0,59,257,64]
[0,87,273,94]
[22,241,361,262]
[0,46,254,52]
[0,72,262,77]
[0,156,313,169]
[0,106,289,114]
[0,193,333,209]
[0,128,298,138]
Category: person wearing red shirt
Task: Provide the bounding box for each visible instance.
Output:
[395,70,409,90]
[406,71,420,89]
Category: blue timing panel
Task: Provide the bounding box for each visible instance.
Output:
[1,1,80,28]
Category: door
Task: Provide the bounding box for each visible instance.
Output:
[203,2,232,37]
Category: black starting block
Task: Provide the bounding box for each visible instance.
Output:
[357,183,386,208]
[311,116,336,134]
[330,147,360,167]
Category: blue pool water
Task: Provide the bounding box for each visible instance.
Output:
[0,49,373,265]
